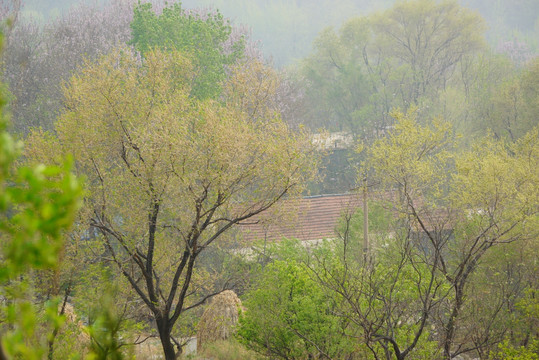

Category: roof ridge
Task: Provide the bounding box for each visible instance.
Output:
[303,193,358,199]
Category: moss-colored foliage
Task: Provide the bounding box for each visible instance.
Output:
[492,339,539,360]
[310,234,444,360]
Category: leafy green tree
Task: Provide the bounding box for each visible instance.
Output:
[238,240,356,359]
[299,20,388,135]
[370,0,485,103]
[492,339,539,360]
[439,51,515,138]
[466,55,539,143]
[130,2,245,100]
[518,57,539,136]
[306,110,537,360]
[457,237,539,359]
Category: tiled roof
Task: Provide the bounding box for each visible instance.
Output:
[237,193,362,243]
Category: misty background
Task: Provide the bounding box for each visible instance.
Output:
[20,0,539,67]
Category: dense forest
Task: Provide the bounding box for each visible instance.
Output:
[0,0,538,359]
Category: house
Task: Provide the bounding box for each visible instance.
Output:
[235,191,452,248]
[237,193,363,244]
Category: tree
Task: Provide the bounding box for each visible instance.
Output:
[305,110,537,360]
[467,55,539,142]
[518,57,539,136]
[238,240,355,360]
[298,21,388,135]
[297,0,485,137]
[455,235,539,359]
[2,0,256,135]
[28,47,317,360]
[442,51,515,138]
[370,0,485,103]
[2,0,134,134]
[306,200,445,360]
[129,1,245,100]
[366,110,539,359]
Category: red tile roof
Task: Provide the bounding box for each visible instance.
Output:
[237,193,362,243]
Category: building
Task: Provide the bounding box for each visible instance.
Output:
[238,193,362,244]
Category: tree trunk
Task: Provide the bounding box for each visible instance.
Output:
[444,284,464,359]
[156,316,178,360]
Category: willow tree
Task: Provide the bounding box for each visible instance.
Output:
[370,0,485,103]
[28,48,316,360]
[299,0,485,136]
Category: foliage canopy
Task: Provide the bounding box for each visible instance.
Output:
[26,47,316,359]
[130,2,245,100]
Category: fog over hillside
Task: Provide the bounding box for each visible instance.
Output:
[20,0,539,66]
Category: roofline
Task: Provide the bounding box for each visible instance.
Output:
[303,193,358,199]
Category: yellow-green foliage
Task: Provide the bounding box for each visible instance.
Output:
[25,45,317,359]
[367,109,539,357]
